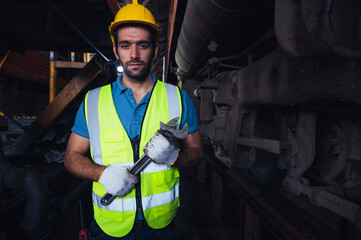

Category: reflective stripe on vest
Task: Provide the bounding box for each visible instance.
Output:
[85,88,103,165]
[85,80,182,237]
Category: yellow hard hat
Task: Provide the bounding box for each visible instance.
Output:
[109,0,160,44]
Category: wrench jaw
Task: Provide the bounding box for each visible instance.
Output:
[162,117,179,128]
[159,117,189,141]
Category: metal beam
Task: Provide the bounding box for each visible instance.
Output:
[236,137,281,155]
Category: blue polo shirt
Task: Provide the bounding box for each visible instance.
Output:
[71,74,199,141]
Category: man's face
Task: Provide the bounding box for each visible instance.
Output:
[113,26,158,82]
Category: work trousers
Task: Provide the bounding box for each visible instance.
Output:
[89,219,176,240]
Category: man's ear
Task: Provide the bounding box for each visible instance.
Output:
[113,44,119,60]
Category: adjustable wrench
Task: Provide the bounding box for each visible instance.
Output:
[100,117,188,206]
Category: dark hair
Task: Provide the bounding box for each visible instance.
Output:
[114,23,157,49]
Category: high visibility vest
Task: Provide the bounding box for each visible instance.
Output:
[84,80,182,237]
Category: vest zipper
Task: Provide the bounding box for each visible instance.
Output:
[131,80,156,224]
[131,136,145,221]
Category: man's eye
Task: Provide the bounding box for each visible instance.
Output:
[139,44,149,49]
[120,44,129,49]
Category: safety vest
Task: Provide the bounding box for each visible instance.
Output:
[84,80,182,237]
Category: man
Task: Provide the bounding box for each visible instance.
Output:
[64,1,203,239]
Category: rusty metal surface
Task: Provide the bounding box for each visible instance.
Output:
[0,50,68,88]
[237,48,361,106]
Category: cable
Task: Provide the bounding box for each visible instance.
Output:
[44,0,110,62]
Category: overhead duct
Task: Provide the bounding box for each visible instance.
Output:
[175,0,273,74]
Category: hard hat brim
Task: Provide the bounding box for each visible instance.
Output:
[109,20,161,44]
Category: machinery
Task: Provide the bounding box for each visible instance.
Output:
[1,0,361,239]
[172,0,361,238]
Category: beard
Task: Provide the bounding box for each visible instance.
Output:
[119,54,154,82]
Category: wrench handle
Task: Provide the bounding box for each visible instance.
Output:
[100,155,152,206]
[100,119,186,206]
[100,193,115,206]
[128,155,151,175]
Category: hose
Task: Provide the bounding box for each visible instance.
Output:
[0,164,51,240]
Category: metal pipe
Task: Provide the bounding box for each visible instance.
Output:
[194,29,275,77]
[285,176,361,231]
[70,52,75,62]
[300,184,361,230]
[0,164,51,239]
[175,0,246,74]
[44,0,110,62]
[22,170,51,240]
[49,51,57,103]
[218,63,243,70]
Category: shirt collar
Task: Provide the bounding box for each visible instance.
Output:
[114,73,157,95]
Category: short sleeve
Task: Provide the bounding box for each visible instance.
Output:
[179,89,199,133]
[71,101,90,138]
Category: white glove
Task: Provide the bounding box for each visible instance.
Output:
[144,132,179,166]
[98,165,138,197]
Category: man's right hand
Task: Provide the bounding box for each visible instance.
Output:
[98,165,138,197]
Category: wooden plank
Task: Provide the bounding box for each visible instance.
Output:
[0,50,11,70]
[106,0,120,16]
[5,54,106,155]
[235,137,281,154]
[54,61,87,69]
[36,54,105,127]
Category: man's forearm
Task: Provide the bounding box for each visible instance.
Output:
[64,152,105,182]
[172,147,203,169]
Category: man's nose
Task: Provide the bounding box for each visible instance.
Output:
[130,44,139,59]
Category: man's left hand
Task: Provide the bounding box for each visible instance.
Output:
[144,132,179,166]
